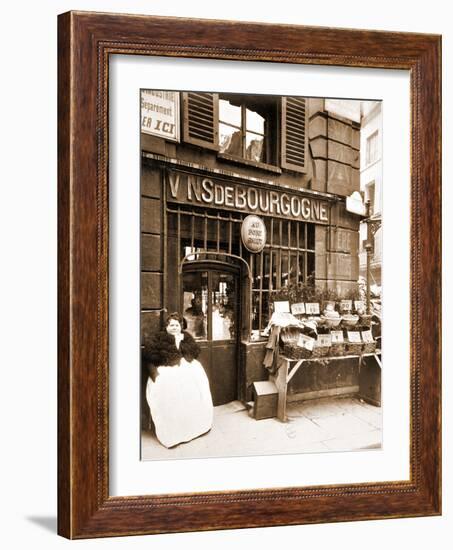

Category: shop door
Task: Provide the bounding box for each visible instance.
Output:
[182,267,239,406]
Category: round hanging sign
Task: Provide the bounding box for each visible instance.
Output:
[241,215,267,253]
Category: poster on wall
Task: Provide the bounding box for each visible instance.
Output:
[140,89,180,142]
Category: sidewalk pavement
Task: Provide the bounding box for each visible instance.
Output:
[141,395,382,460]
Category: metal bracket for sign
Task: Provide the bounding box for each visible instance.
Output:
[179,251,254,342]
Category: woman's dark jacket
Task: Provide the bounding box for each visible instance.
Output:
[143,331,200,380]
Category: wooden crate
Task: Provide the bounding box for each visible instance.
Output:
[252,381,278,420]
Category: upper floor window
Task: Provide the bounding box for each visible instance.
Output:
[366,130,379,165]
[218,96,274,164]
[182,92,308,174]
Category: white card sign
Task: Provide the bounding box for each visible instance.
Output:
[347,331,362,343]
[305,303,320,315]
[291,303,306,315]
[297,333,315,351]
[317,334,332,347]
[331,331,344,344]
[340,300,353,312]
[273,301,290,313]
[354,300,365,313]
[361,330,374,343]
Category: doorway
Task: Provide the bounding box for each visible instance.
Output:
[182,265,240,406]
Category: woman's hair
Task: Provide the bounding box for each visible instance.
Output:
[165,312,187,330]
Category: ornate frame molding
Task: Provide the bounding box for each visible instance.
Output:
[58,11,441,538]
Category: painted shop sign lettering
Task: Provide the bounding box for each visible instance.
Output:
[141,90,180,142]
[167,171,330,224]
[241,215,266,253]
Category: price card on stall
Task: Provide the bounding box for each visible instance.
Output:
[305,303,320,315]
[273,301,290,313]
[317,334,332,347]
[347,331,362,343]
[291,303,306,315]
[354,300,365,313]
[361,330,374,343]
[331,331,344,343]
[297,333,315,351]
[340,300,353,312]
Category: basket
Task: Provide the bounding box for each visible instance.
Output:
[330,343,345,356]
[342,315,360,329]
[279,326,299,342]
[281,343,312,360]
[359,314,373,328]
[345,342,364,355]
[363,341,377,354]
[320,315,342,328]
[312,341,330,358]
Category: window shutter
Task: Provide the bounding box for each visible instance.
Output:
[281,97,308,173]
[182,92,219,150]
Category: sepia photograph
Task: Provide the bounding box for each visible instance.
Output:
[140,90,383,460]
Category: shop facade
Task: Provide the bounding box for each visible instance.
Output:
[141,92,364,409]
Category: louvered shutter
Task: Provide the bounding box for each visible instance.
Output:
[182,92,219,150]
[281,97,308,173]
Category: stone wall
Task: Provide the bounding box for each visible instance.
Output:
[308,100,361,296]
[140,164,164,345]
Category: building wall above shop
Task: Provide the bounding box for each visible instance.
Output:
[141,94,361,200]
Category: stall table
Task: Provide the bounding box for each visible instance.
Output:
[270,352,381,422]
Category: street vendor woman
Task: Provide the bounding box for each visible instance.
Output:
[142,312,213,448]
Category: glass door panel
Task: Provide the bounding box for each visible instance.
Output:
[211,271,237,341]
[182,271,208,340]
[182,267,239,406]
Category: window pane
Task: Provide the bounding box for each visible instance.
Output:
[219,123,241,156]
[366,131,378,165]
[288,254,299,287]
[246,108,265,134]
[307,224,315,250]
[262,252,270,290]
[280,220,289,247]
[183,271,208,340]
[281,252,290,286]
[299,254,306,283]
[211,272,236,340]
[219,99,241,126]
[252,291,270,332]
[271,250,278,289]
[245,132,264,162]
[297,222,305,249]
[307,252,315,281]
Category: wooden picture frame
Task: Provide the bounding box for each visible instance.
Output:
[58,11,441,538]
